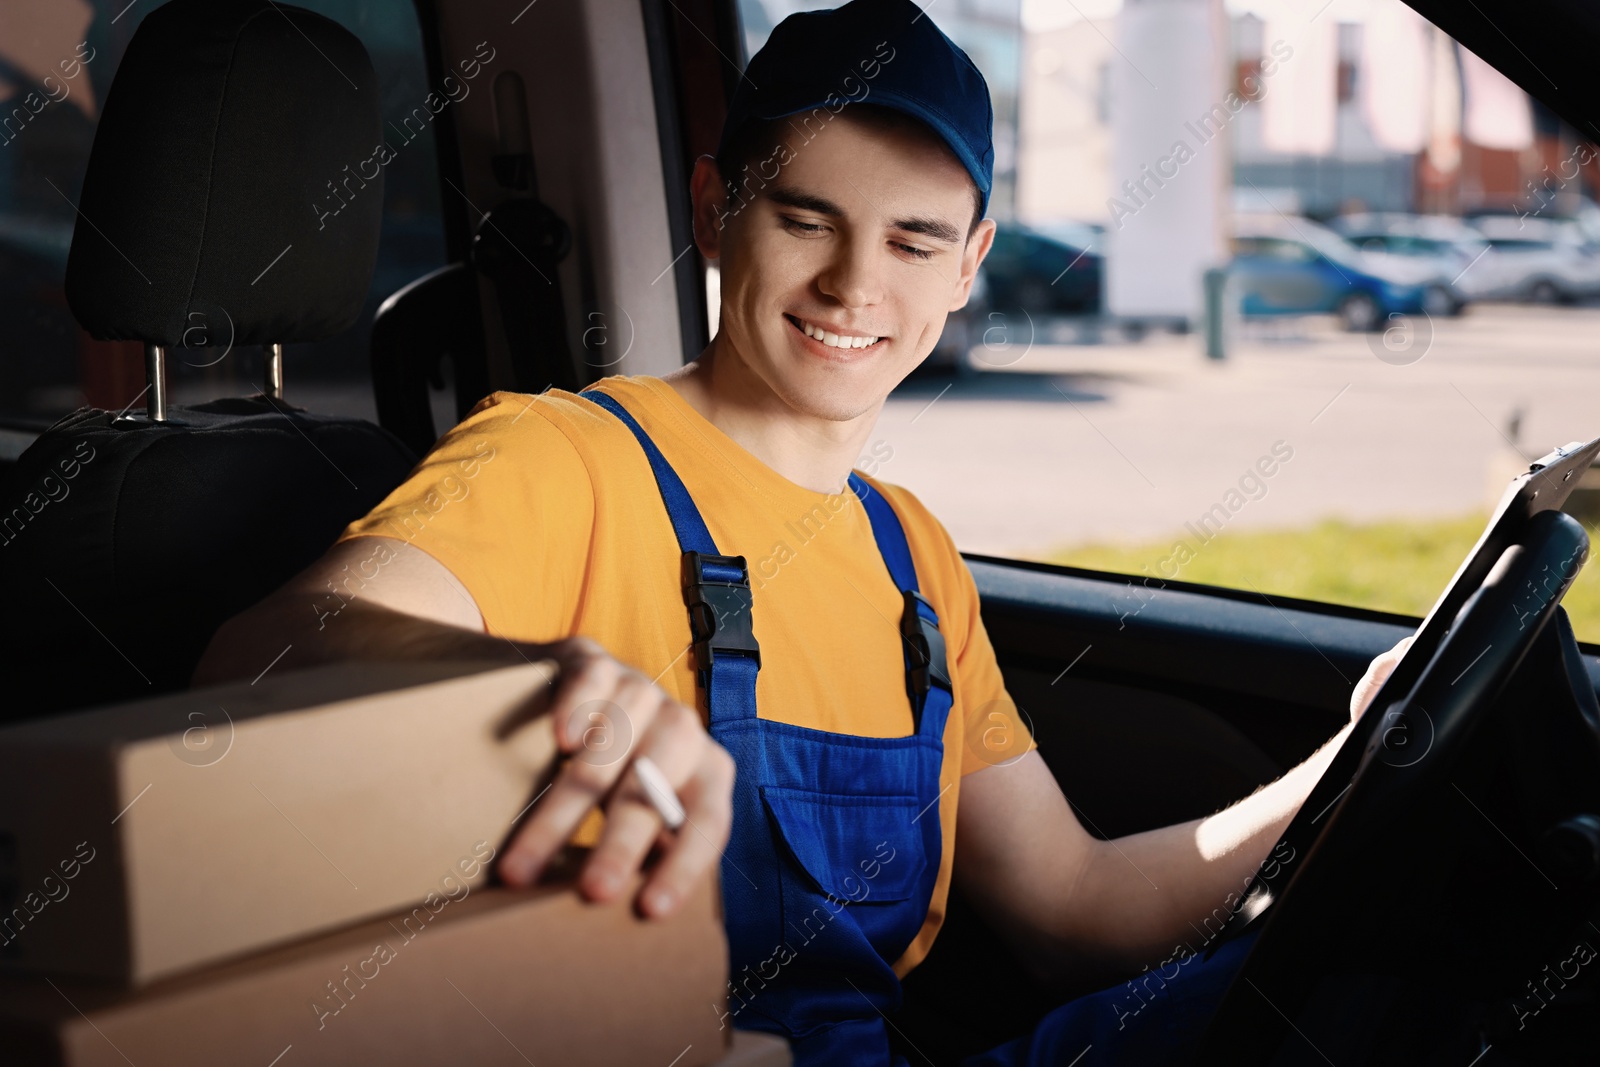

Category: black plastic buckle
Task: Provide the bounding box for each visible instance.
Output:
[682,551,761,688]
[901,590,951,712]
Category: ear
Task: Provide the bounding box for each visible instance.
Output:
[948,217,996,312]
[690,155,733,261]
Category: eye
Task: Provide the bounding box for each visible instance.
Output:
[895,242,936,261]
[780,216,826,235]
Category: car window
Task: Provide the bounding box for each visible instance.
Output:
[1259,237,1316,262]
[1232,236,1317,262]
[0,0,446,429]
[1367,235,1448,256]
[736,0,1600,646]
[1293,223,1366,267]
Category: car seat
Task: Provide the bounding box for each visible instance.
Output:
[0,0,418,719]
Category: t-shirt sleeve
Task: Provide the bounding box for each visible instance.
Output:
[946,540,1038,776]
[883,482,1037,775]
[334,391,595,642]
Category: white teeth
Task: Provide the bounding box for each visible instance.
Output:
[795,316,880,350]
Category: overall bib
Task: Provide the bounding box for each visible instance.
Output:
[585,390,951,1067]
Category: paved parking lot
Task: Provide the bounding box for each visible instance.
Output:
[878,304,1600,559]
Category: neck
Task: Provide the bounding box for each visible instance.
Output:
[660,337,880,495]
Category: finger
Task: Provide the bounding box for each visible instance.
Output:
[640,744,735,918]
[580,702,705,902]
[547,644,625,751]
[497,757,611,887]
[568,671,660,770]
[1388,634,1417,659]
[1368,635,1415,679]
[498,677,660,887]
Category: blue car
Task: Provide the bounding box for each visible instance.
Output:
[1230,217,1431,331]
[983,221,1103,316]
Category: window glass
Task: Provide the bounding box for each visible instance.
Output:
[1252,238,1317,262]
[735,0,1600,644]
[0,0,446,429]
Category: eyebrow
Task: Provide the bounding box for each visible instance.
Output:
[764,185,963,245]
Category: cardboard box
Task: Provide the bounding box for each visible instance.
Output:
[0,659,569,984]
[0,877,734,1066]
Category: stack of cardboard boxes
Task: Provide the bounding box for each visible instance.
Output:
[0,660,785,1065]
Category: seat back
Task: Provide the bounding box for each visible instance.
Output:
[0,0,417,719]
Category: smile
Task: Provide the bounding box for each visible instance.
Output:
[785,314,886,352]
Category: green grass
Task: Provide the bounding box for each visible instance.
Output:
[1046,513,1600,644]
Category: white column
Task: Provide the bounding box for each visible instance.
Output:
[1104,0,1230,323]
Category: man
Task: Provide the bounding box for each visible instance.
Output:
[195,1,1409,1062]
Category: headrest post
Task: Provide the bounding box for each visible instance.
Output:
[145,343,169,423]
[264,343,284,400]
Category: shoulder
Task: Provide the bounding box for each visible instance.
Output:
[455,387,606,439]
[853,473,969,592]
[444,386,641,471]
[854,473,952,551]
[454,376,676,447]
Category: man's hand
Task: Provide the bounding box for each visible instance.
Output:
[1349,633,1417,725]
[192,538,733,921]
[957,630,1421,985]
[495,636,735,920]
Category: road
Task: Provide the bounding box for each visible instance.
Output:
[876,304,1600,559]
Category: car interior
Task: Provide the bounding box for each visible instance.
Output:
[2,0,1599,1064]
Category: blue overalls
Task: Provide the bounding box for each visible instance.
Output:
[585,390,951,1067]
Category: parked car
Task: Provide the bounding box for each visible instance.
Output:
[1229,216,1431,331]
[1328,212,1498,314]
[1465,214,1600,303]
[916,220,1099,377]
[980,220,1102,316]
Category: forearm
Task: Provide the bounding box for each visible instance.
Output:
[192,595,527,689]
[1059,721,1352,973]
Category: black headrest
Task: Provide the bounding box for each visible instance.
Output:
[65,0,383,348]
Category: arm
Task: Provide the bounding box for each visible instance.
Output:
[954,636,1413,989]
[193,536,733,919]
[192,536,519,682]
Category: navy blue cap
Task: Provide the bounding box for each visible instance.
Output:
[719,0,994,218]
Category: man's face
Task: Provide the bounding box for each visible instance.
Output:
[693,109,994,423]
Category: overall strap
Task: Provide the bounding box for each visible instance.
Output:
[848,473,953,739]
[582,389,760,724]
[584,390,716,554]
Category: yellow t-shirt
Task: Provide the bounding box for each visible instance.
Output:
[335,374,1035,975]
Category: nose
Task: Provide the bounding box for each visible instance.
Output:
[816,231,884,309]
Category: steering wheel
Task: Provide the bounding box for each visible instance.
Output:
[1193,507,1594,1065]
